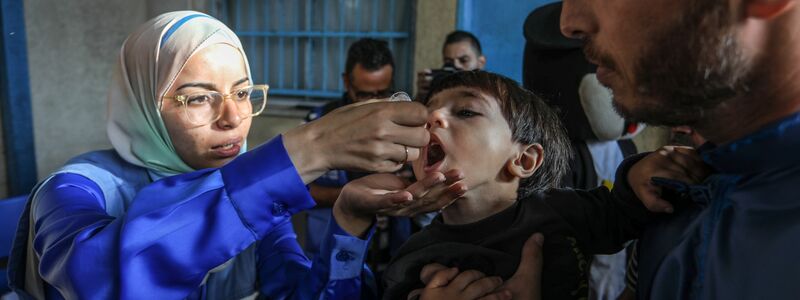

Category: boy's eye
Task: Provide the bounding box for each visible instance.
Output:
[456,109,480,118]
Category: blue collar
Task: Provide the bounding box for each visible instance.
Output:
[701,112,800,174]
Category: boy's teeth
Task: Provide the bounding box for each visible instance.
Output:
[221,143,233,149]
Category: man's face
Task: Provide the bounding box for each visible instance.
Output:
[344,63,394,103]
[414,87,518,199]
[561,0,755,127]
[443,41,486,71]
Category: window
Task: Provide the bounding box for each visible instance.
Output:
[210,0,414,106]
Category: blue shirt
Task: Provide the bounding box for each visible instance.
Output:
[637,112,800,299]
[8,136,372,300]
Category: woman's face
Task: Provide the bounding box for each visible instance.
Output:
[161,44,252,169]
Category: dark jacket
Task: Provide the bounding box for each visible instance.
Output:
[382,165,649,300]
[637,112,800,299]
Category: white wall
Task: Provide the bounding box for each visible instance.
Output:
[21,0,215,186]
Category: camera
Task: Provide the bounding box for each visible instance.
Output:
[428,62,461,84]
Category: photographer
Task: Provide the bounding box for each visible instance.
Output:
[416,30,486,100]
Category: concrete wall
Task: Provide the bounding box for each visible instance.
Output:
[25,0,147,180]
[22,0,215,184]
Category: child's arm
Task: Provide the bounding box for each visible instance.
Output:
[626,146,711,213]
[544,146,711,254]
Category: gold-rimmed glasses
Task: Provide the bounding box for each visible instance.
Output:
[163,84,269,126]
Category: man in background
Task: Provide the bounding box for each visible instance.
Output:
[416,30,486,99]
[305,38,395,260]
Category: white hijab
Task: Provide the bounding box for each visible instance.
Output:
[106,11,251,176]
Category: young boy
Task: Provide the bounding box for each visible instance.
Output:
[380,71,705,299]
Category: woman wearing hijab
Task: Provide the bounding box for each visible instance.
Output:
[7,11,461,299]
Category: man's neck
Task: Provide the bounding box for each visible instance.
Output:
[698,15,800,144]
[695,61,800,144]
[696,94,800,145]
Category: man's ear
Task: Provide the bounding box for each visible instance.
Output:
[507,143,544,179]
[477,55,487,69]
[746,0,795,19]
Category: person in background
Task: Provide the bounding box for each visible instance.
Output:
[303,38,426,293]
[416,30,486,100]
[304,38,396,260]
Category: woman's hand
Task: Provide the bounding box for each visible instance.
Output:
[628,146,712,213]
[332,170,466,237]
[284,100,429,183]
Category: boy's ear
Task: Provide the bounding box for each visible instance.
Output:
[478,55,487,69]
[507,143,544,179]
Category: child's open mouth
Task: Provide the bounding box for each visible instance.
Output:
[427,143,445,167]
[424,134,446,172]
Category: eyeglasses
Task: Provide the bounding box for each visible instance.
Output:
[163,84,269,126]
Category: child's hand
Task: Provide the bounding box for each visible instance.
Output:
[379,169,467,217]
[628,146,712,213]
[333,170,466,236]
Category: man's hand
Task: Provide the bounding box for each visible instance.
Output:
[284,100,429,183]
[412,268,509,300]
[628,146,712,213]
[495,233,545,300]
[413,233,545,300]
[332,170,466,236]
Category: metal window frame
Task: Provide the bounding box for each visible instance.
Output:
[0,0,37,197]
[210,0,415,102]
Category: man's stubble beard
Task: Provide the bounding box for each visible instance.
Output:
[612,1,756,127]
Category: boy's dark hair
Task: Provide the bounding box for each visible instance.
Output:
[422,71,571,198]
[444,30,483,56]
[345,38,395,79]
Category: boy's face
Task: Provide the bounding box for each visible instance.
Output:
[415,87,519,198]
